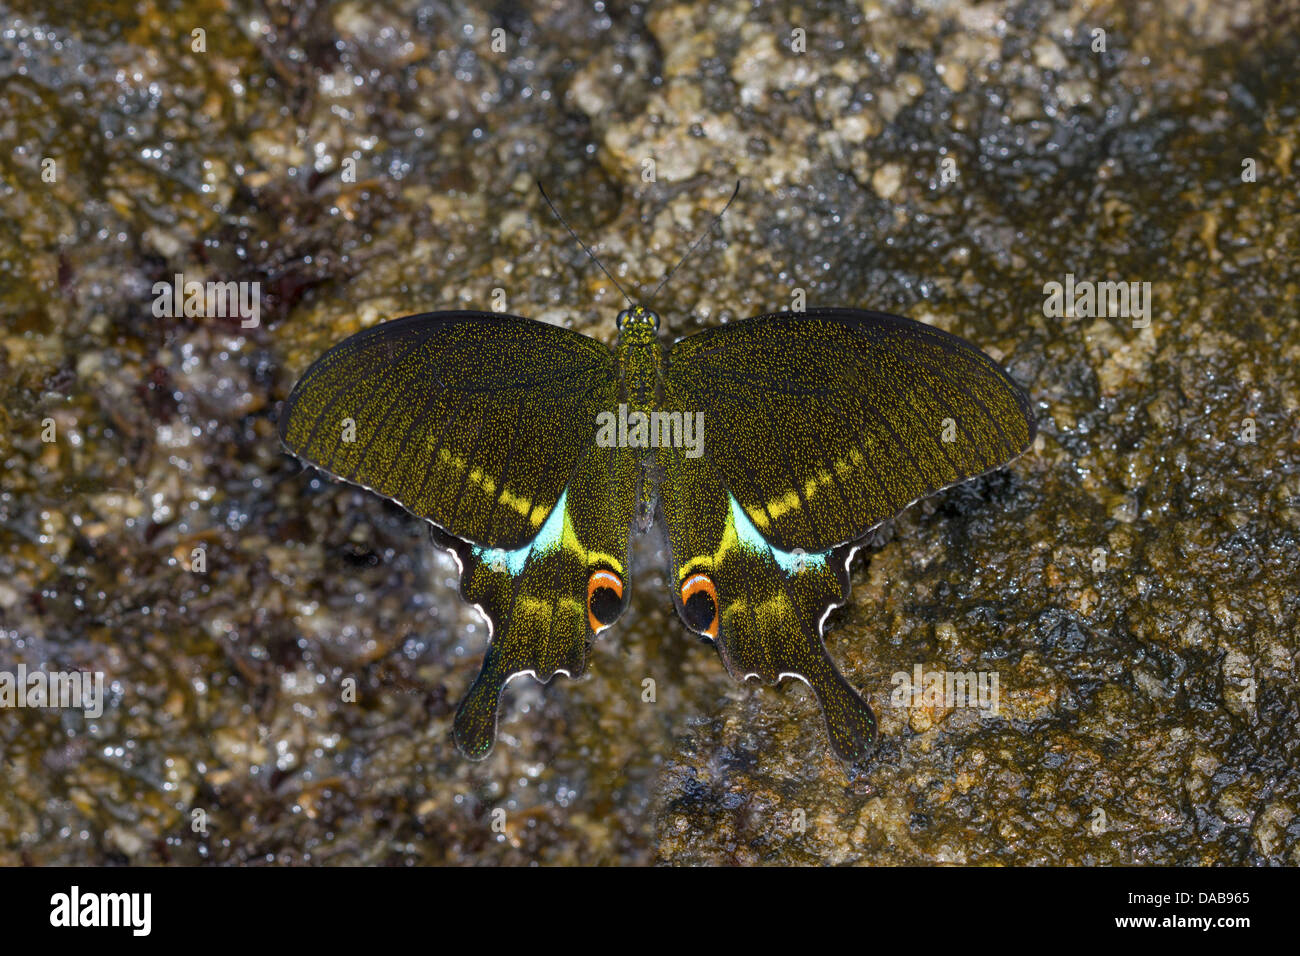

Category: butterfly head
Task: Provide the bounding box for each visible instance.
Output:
[616,305,659,339]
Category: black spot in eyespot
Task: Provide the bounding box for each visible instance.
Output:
[683,590,716,632]
[589,586,621,625]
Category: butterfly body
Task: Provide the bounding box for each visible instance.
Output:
[280,302,1035,762]
[611,306,665,529]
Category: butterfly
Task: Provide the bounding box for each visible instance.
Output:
[277,188,1037,763]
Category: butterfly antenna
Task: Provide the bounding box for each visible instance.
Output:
[648,180,741,303]
[536,180,635,308]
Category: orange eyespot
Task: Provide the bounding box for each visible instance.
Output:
[587,569,624,633]
[679,573,719,639]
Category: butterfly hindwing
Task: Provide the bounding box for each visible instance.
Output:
[434,442,638,758]
[658,444,877,761]
[664,308,1037,552]
[279,311,618,550]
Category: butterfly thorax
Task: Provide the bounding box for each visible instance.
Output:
[614,306,662,415]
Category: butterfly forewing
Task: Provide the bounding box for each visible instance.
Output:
[279,311,618,550]
[663,308,1037,553]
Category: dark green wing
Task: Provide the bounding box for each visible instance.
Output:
[663,308,1037,552]
[658,308,1036,761]
[279,310,638,759]
[279,310,617,550]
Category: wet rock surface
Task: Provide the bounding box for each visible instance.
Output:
[1,0,1296,864]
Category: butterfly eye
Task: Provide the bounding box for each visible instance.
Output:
[679,573,719,639]
[647,309,660,330]
[616,309,629,328]
[587,569,624,632]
